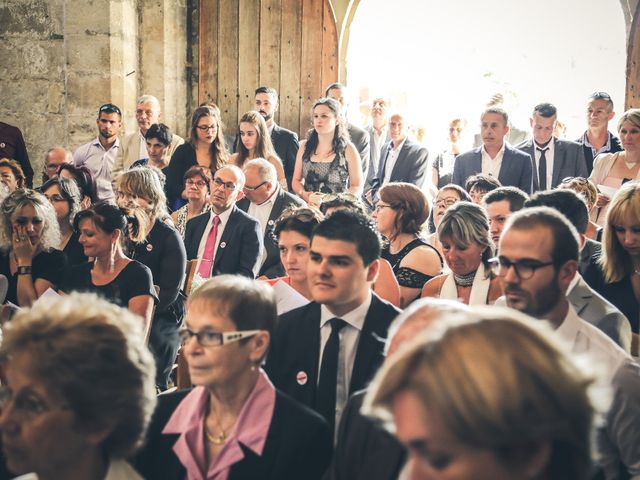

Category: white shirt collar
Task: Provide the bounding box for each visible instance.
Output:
[319,292,372,332]
[211,204,234,224]
[482,142,506,159]
[555,302,582,342]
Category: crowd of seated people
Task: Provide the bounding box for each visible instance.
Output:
[0,86,638,479]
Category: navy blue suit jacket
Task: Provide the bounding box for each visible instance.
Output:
[369,138,429,196]
[183,205,263,278]
[271,124,300,190]
[452,143,533,193]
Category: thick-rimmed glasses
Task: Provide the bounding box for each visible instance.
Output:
[244,181,267,192]
[373,203,395,213]
[488,256,554,280]
[212,178,237,191]
[179,328,261,347]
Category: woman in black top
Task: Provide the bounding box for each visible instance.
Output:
[116,167,187,390]
[41,176,87,268]
[164,105,229,210]
[0,189,66,306]
[64,203,157,337]
[373,182,442,307]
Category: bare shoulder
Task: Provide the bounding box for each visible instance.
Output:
[421,274,447,298]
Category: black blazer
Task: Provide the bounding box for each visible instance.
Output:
[264,294,400,411]
[325,390,406,480]
[348,123,371,178]
[183,206,263,278]
[575,131,623,174]
[516,138,589,191]
[237,187,305,278]
[271,124,300,190]
[369,138,429,196]
[134,388,333,480]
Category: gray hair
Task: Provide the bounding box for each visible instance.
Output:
[0,189,60,251]
[136,94,161,110]
[244,157,277,184]
[217,164,246,190]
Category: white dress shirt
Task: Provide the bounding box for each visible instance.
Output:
[247,189,277,266]
[371,125,388,175]
[383,138,406,184]
[195,207,233,276]
[138,131,149,161]
[480,143,506,178]
[73,137,121,202]
[534,139,555,188]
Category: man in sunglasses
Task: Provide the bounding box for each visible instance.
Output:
[184,164,262,279]
[73,103,122,202]
[495,206,640,479]
[237,158,304,278]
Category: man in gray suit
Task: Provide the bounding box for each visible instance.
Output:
[452,108,533,194]
[364,97,391,188]
[325,83,370,178]
[516,103,588,192]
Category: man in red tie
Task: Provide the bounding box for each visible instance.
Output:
[184,165,263,278]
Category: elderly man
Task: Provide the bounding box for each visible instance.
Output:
[237,158,304,278]
[41,147,72,184]
[112,94,183,179]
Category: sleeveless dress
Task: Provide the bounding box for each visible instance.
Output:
[382,238,443,289]
[302,151,350,194]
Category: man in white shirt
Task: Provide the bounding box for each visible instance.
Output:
[493,206,640,478]
[236,158,304,278]
[73,103,122,202]
[365,97,391,188]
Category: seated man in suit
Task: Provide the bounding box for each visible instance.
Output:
[265,210,401,437]
[365,112,429,203]
[325,83,371,178]
[237,157,305,278]
[516,103,588,191]
[112,94,183,180]
[184,164,263,279]
[253,86,299,190]
[452,108,533,194]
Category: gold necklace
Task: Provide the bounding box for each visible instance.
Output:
[205,427,227,445]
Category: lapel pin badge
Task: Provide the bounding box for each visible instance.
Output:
[220,242,226,249]
[267,219,274,226]
[146,244,153,251]
[296,371,308,386]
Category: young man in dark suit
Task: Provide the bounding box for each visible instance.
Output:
[184,164,262,278]
[265,210,401,437]
[254,86,299,190]
[237,158,305,278]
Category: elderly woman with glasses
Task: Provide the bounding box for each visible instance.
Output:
[0,292,157,480]
[135,275,332,480]
[170,166,212,237]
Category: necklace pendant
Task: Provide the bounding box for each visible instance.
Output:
[211,432,225,445]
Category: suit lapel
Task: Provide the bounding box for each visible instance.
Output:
[520,141,538,190]
[571,278,592,316]
[497,145,514,184]
[377,142,392,183]
[472,147,483,176]
[552,138,566,187]
[389,140,409,181]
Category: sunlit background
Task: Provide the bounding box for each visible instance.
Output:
[345,0,626,151]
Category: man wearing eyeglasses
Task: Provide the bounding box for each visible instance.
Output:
[73,103,123,202]
[495,206,640,479]
[183,164,262,279]
[576,92,623,174]
[516,103,588,191]
[237,158,304,278]
[41,147,72,184]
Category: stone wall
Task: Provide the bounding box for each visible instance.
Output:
[0,0,188,186]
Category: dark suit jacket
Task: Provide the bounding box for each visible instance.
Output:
[325,390,406,480]
[135,388,333,480]
[237,187,305,278]
[183,205,263,278]
[364,125,392,190]
[516,138,589,191]
[271,124,300,191]
[568,275,632,352]
[369,138,429,196]
[452,143,533,194]
[348,123,371,178]
[0,122,32,187]
[265,294,400,414]
[575,131,623,174]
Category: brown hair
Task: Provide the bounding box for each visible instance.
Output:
[379,182,430,239]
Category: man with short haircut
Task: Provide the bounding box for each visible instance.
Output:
[42,147,72,183]
[112,95,184,180]
[265,210,401,437]
[325,83,371,178]
[495,207,640,477]
[365,97,391,187]
[576,92,623,173]
[516,103,588,191]
[73,103,123,202]
[129,123,173,171]
[366,112,429,202]
[0,121,33,187]
[452,108,533,193]
[482,186,528,246]
[237,158,304,278]
[524,190,630,350]
[184,165,262,279]
[254,87,299,190]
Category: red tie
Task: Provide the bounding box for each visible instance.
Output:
[197,215,220,278]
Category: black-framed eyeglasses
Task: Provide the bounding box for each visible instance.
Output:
[243,181,267,192]
[0,386,68,422]
[98,103,121,115]
[179,328,261,347]
[196,125,217,131]
[212,178,237,191]
[488,256,554,280]
[373,203,395,213]
[435,197,458,208]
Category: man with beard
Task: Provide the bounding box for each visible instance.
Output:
[73,103,122,202]
[493,207,640,479]
[253,86,299,190]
